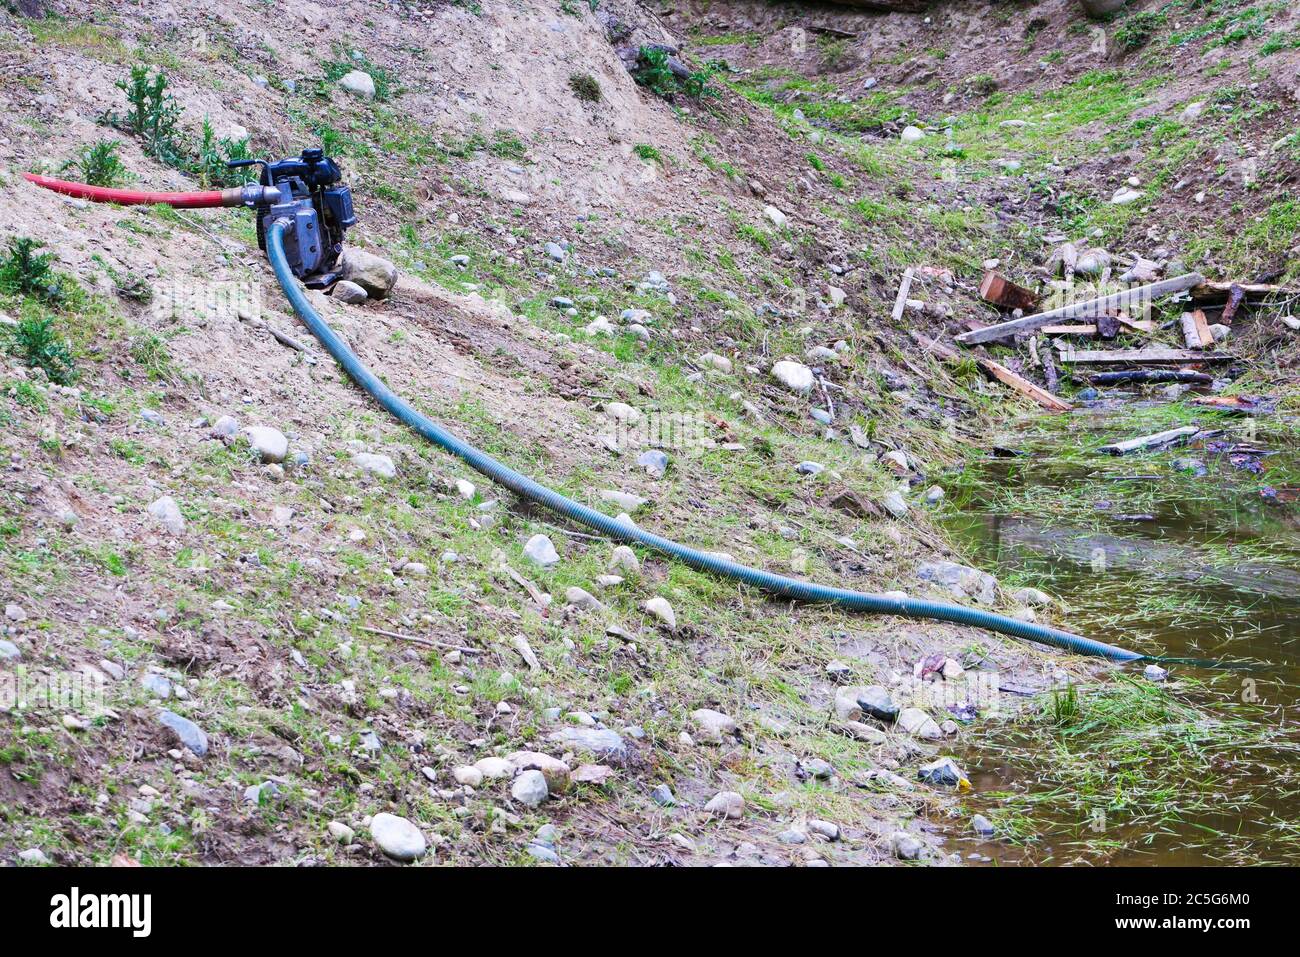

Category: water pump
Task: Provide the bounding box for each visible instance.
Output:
[228,147,356,287]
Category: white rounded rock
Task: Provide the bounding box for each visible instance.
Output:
[370,813,426,861]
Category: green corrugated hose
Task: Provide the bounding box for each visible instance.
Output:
[267,221,1148,663]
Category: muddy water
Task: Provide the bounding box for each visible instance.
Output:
[937,415,1300,865]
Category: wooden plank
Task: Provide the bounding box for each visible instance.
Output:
[907,331,1072,411]
[981,357,1073,412]
[1042,323,1098,335]
[1191,281,1297,301]
[1116,316,1155,334]
[1056,344,1234,365]
[955,272,1204,345]
[1191,308,1213,348]
[979,270,1039,312]
[890,267,914,323]
[1100,426,1199,456]
[1180,312,1201,349]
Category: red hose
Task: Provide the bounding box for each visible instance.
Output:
[22,172,232,208]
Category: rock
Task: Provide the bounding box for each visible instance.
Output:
[704,790,744,819]
[158,710,208,756]
[18,848,49,865]
[924,485,945,505]
[1144,663,1169,682]
[210,414,239,439]
[565,587,605,612]
[341,248,399,299]
[803,758,835,779]
[644,596,676,630]
[900,125,925,143]
[880,489,909,518]
[835,721,888,744]
[771,360,815,393]
[370,813,427,861]
[691,708,739,743]
[328,821,355,843]
[572,764,614,785]
[651,784,677,807]
[473,757,515,780]
[452,765,484,787]
[796,461,824,476]
[808,820,840,841]
[244,426,288,463]
[855,685,899,722]
[637,450,669,478]
[4,603,25,622]
[338,69,376,99]
[699,352,732,373]
[1079,0,1127,17]
[918,756,971,790]
[599,489,648,512]
[402,562,429,578]
[140,672,172,699]
[507,752,571,793]
[608,545,640,575]
[762,205,787,228]
[526,843,560,863]
[917,560,998,604]
[778,828,807,844]
[244,781,280,805]
[332,280,368,304]
[510,769,550,807]
[897,707,943,740]
[523,534,560,567]
[1180,100,1205,122]
[147,496,185,535]
[0,639,22,660]
[1110,187,1142,205]
[889,831,923,860]
[547,726,627,760]
[1012,587,1054,607]
[604,401,641,425]
[353,452,397,479]
[544,241,567,262]
[971,814,995,836]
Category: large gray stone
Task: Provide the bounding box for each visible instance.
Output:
[158,709,208,756]
[341,248,399,299]
[370,813,426,861]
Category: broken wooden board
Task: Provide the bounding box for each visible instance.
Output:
[908,330,1072,411]
[890,267,914,323]
[1180,310,1214,349]
[1055,344,1235,364]
[1191,281,1299,301]
[1100,426,1199,456]
[1085,369,1213,386]
[955,272,1204,345]
[1041,323,1099,335]
[979,270,1040,312]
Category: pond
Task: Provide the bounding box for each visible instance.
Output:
[936,404,1300,865]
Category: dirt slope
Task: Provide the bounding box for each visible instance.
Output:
[0,0,1294,867]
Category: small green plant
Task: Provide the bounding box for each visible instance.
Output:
[194,118,253,188]
[967,73,999,95]
[1115,10,1167,50]
[632,47,722,101]
[10,314,76,384]
[633,143,662,163]
[106,65,184,166]
[1047,682,1081,726]
[72,139,129,187]
[487,129,527,161]
[0,237,64,305]
[568,72,601,102]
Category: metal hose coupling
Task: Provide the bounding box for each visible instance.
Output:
[221,183,284,207]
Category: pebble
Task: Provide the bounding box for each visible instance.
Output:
[547,726,627,760]
[523,534,560,567]
[507,752,572,793]
[699,352,732,373]
[511,770,550,808]
[924,486,945,505]
[328,821,355,843]
[704,790,744,819]
[897,707,943,740]
[651,784,677,807]
[147,496,185,535]
[1012,587,1054,607]
[608,545,640,575]
[795,461,824,476]
[644,596,677,630]
[808,820,840,841]
[18,848,50,865]
[544,241,567,262]
[474,756,515,780]
[332,280,368,304]
[244,426,288,463]
[771,360,815,393]
[140,672,172,699]
[1144,663,1169,682]
[452,765,484,787]
[890,831,923,860]
[338,69,376,99]
[158,709,208,756]
[972,814,996,836]
[691,708,739,742]
[0,640,20,661]
[880,489,909,518]
[900,125,925,143]
[762,205,787,228]
[4,603,26,621]
[370,813,427,861]
[637,450,668,478]
[599,489,648,512]
[210,414,239,438]
[353,452,397,479]
[565,587,605,612]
